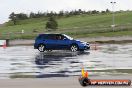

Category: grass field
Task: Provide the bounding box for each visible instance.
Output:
[0,11,132,39]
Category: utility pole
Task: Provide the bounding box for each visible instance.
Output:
[110,1,116,31]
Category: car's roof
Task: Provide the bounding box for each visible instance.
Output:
[39,33,64,35]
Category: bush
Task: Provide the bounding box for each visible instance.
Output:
[45,16,58,31]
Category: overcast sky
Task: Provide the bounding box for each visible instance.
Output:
[0,0,132,24]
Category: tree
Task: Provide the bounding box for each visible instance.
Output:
[101,11,106,14]
[106,9,110,13]
[17,13,28,20]
[29,12,35,18]
[45,16,58,31]
[9,12,17,25]
[58,11,64,16]
[91,10,99,14]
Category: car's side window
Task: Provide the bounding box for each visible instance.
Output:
[40,34,64,40]
[44,35,50,39]
[50,35,56,40]
[56,35,64,40]
[44,34,56,40]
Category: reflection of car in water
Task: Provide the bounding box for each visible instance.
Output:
[35,51,90,66]
[34,34,90,52]
[34,51,90,77]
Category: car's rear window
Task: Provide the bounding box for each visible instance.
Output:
[36,34,44,39]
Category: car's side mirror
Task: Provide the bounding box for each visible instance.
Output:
[63,38,67,40]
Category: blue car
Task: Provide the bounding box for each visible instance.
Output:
[34,34,90,52]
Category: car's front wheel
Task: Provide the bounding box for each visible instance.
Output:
[38,44,45,52]
[70,44,78,52]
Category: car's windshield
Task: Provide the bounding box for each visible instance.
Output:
[63,34,73,40]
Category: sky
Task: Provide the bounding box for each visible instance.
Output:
[0,0,132,24]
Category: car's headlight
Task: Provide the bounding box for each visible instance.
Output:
[86,42,89,45]
[86,43,90,47]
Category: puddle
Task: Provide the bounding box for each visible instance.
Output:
[0,44,132,79]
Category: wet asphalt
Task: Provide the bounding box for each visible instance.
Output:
[0,43,132,78]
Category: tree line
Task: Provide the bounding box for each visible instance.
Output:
[9,9,111,30]
[9,9,111,23]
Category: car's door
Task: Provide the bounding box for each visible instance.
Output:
[44,34,58,49]
[55,34,71,49]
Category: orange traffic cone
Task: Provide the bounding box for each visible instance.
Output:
[2,42,7,49]
[84,71,89,78]
[81,64,89,78]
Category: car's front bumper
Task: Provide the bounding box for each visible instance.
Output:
[79,43,90,50]
[84,45,90,50]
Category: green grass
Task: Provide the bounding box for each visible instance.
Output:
[73,31,132,38]
[0,11,132,39]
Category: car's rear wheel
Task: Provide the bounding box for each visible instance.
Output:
[70,44,78,52]
[38,44,45,52]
